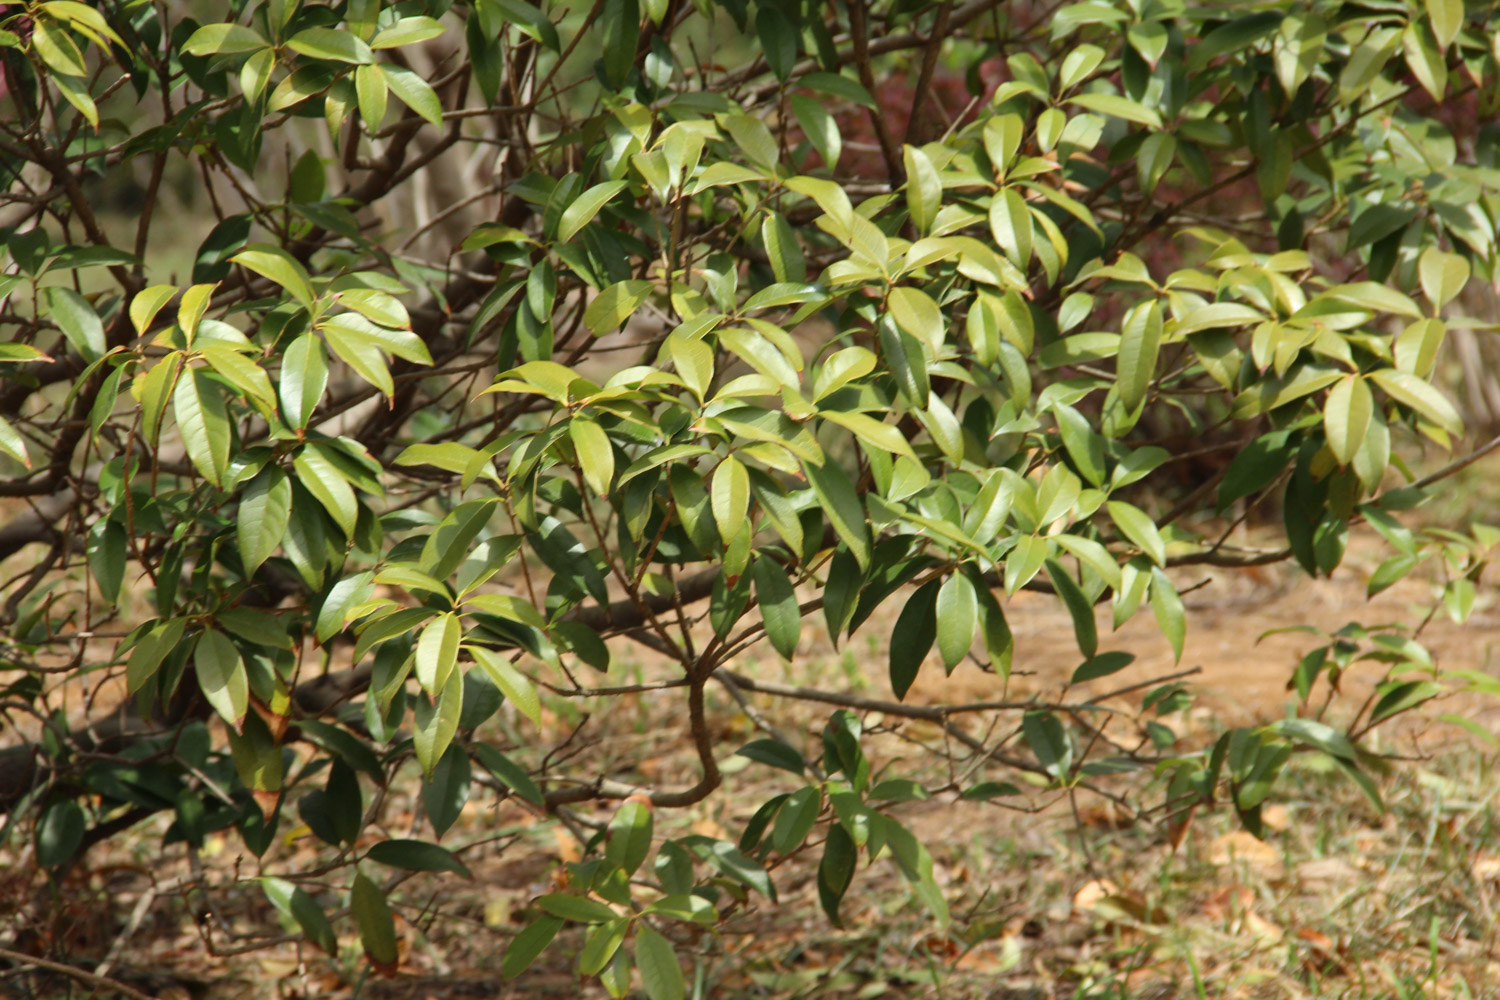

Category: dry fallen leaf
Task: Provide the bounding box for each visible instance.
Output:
[1211,831,1284,880]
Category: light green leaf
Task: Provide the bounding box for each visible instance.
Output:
[902,145,941,234]
[1065,92,1162,128]
[711,454,749,546]
[173,367,231,486]
[279,333,328,430]
[1108,500,1165,566]
[934,572,977,672]
[1418,247,1469,310]
[0,416,31,468]
[32,19,86,75]
[287,26,372,63]
[1323,374,1372,466]
[635,926,685,1000]
[470,646,541,725]
[371,15,446,49]
[350,872,399,967]
[605,799,654,875]
[195,628,248,729]
[379,63,442,125]
[888,286,943,354]
[1116,299,1162,411]
[231,245,315,308]
[989,188,1033,268]
[584,280,653,335]
[569,417,614,496]
[238,465,292,575]
[416,612,461,695]
[43,286,105,361]
[558,180,627,243]
[413,664,463,777]
[1426,0,1462,50]
[182,22,269,56]
[355,63,387,130]
[293,443,358,536]
[1369,368,1462,435]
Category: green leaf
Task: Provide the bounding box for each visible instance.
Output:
[350,872,399,968]
[568,417,614,496]
[584,279,652,334]
[1108,500,1165,567]
[600,0,641,89]
[537,893,616,923]
[605,799,653,875]
[635,926,685,1000]
[35,800,85,868]
[372,15,447,49]
[711,455,749,546]
[174,367,232,486]
[87,519,126,606]
[423,743,471,836]
[934,573,977,672]
[736,738,806,775]
[888,286,943,354]
[1044,559,1097,659]
[43,286,105,361]
[126,617,185,694]
[416,612,461,695]
[262,878,338,954]
[316,571,374,643]
[755,5,797,81]
[1065,92,1161,128]
[801,457,871,570]
[279,333,328,431]
[287,26,372,63]
[989,188,1033,268]
[1022,710,1072,778]
[470,646,541,726]
[1323,374,1372,466]
[1426,0,1463,49]
[195,628,248,730]
[1418,247,1469,310]
[231,245,315,309]
[355,63,387,129]
[502,916,564,978]
[1055,403,1106,487]
[1072,651,1135,683]
[294,444,358,537]
[380,64,443,125]
[1150,567,1185,662]
[182,22,269,55]
[1368,368,1462,436]
[1116,299,1162,411]
[752,556,801,660]
[771,785,820,854]
[558,180,627,243]
[32,19,86,75]
[413,668,463,777]
[471,744,544,806]
[0,416,31,468]
[889,579,939,700]
[903,145,941,234]
[790,95,840,171]
[817,823,857,926]
[367,838,470,877]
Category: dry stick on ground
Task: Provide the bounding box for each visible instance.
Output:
[0,946,163,1000]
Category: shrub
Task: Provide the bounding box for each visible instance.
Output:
[1,0,1498,991]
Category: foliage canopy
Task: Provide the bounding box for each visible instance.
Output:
[2,0,1500,991]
